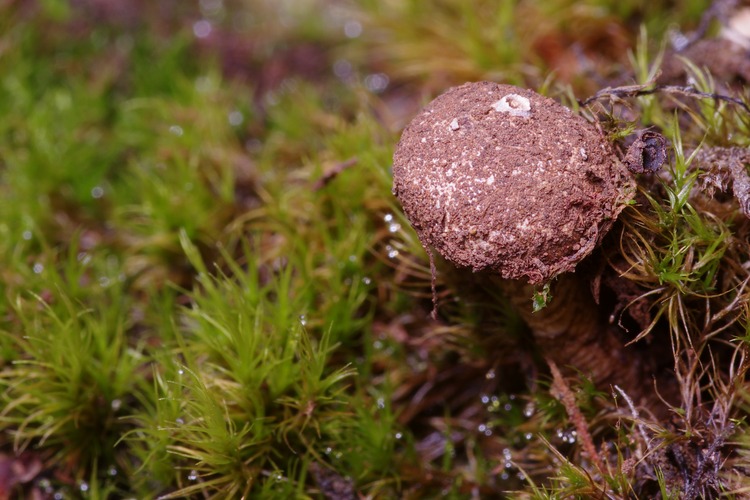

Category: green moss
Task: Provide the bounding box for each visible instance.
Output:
[1,0,749,497]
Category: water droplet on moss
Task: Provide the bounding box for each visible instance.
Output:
[193,19,212,38]
[523,402,535,418]
[228,110,244,126]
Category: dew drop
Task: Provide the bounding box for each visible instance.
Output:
[108,465,118,476]
[376,397,385,409]
[523,402,535,418]
[169,125,184,136]
[79,481,89,492]
[176,417,185,425]
[480,394,490,404]
[361,277,372,285]
[193,19,212,38]
[91,186,104,199]
[364,73,389,93]
[383,213,394,223]
[228,110,244,126]
[525,432,533,440]
[485,369,496,380]
[98,276,111,287]
[111,399,122,411]
[299,314,307,326]
[344,20,362,38]
[388,222,401,233]
[333,59,353,81]
[22,230,32,240]
[188,470,199,481]
[395,432,403,440]
[178,369,184,376]
[77,252,91,264]
[504,403,513,412]
[33,263,44,274]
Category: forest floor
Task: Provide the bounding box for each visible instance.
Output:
[1,0,750,498]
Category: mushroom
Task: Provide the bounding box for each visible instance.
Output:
[392,81,658,406]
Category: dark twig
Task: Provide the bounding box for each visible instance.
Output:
[313,157,358,190]
[579,83,750,114]
[677,0,738,52]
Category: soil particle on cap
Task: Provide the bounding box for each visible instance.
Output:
[392,81,634,283]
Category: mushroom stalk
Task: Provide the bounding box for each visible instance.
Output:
[499,275,648,400]
[392,81,663,410]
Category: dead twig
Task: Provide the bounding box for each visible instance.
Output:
[579,83,750,115]
[313,157,358,190]
[676,0,739,51]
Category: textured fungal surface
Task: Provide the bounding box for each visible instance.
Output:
[392,81,635,283]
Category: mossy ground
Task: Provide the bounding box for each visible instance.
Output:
[0,0,749,498]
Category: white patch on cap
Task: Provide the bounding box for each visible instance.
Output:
[492,94,531,117]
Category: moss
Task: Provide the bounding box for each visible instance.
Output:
[1,0,749,498]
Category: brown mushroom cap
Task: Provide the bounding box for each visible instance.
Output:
[392,81,634,284]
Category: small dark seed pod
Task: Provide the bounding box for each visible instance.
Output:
[624,130,668,174]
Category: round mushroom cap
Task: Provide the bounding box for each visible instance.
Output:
[392,81,635,284]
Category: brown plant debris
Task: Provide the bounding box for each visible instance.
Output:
[308,462,356,500]
[623,130,668,174]
[692,146,750,218]
[548,360,604,475]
